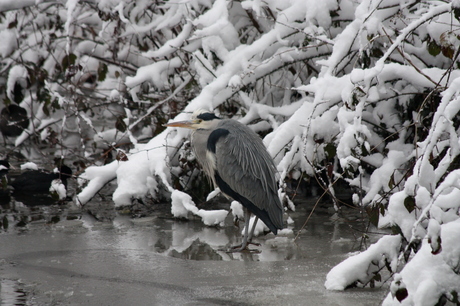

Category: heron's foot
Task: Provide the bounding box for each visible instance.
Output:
[220,241,261,253]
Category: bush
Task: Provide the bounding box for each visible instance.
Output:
[1,1,460,303]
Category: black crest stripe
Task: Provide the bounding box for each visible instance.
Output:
[197,113,220,121]
[207,128,229,153]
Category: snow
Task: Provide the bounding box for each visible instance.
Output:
[124,57,183,89]
[143,23,193,58]
[0,29,17,57]
[171,189,190,219]
[206,188,221,202]
[230,201,244,220]
[6,65,28,102]
[3,1,460,303]
[65,0,79,54]
[20,162,38,171]
[171,190,228,226]
[196,209,229,227]
[372,3,453,78]
[50,179,67,200]
[383,220,460,306]
[305,0,338,29]
[361,150,408,205]
[76,162,118,205]
[0,0,36,12]
[112,160,151,204]
[278,228,293,235]
[325,235,401,290]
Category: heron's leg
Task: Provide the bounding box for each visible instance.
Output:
[230,209,250,252]
[248,216,259,243]
[225,209,260,253]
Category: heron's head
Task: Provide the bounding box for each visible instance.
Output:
[164,110,221,130]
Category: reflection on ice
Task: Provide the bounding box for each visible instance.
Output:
[168,223,229,253]
[1,197,379,264]
[0,279,28,306]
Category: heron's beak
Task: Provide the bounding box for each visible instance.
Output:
[164,119,199,129]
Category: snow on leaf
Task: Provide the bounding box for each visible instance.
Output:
[125,57,183,89]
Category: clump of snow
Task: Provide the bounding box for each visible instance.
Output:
[6,65,28,102]
[278,228,294,235]
[76,162,119,205]
[386,191,416,240]
[50,179,67,200]
[205,188,221,201]
[171,190,228,226]
[0,29,18,57]
[325,235,401,290]
[361,150,408,206]
[112,159,151,204]
[230,201,244,220]
[171,189,194,219]
[65,0,79,54]
[383,220,460,305]
[143,23,192,58]
[40,128,51,141]
[196,209,229,227]
[125,57,182,89]
[20,162,38,171]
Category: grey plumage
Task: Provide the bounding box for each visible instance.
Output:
[165,110,284,251]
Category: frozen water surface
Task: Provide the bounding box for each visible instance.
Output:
[0,198,388,305]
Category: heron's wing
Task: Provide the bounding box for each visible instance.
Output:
[214,120,283,230]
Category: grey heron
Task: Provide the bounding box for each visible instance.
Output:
[165,110,284,252]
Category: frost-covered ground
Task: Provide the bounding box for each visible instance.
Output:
[1,0,460,304]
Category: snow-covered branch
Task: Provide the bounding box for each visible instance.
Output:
[2,0,460,303]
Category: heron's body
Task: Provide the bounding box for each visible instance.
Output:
[166,111,284,251]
